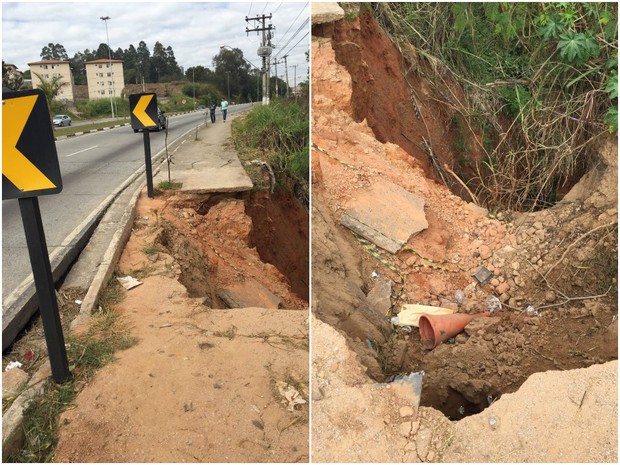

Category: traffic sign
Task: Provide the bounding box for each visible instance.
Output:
[130,93,158,130]
[2,89,63,199]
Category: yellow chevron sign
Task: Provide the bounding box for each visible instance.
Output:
[129,93,158,129]
[2,89,63,199]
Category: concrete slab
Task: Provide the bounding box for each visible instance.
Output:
[154,118,252,194]
[312,2,345,24]
[217,280,282,309]
[174,152,253,193]
[340,181,428,254]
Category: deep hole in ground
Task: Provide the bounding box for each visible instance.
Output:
[312,12,618,424]
[156,189,308,310]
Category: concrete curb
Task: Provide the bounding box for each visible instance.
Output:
[2,361,51,461]
[54,110,206,141]
[1,123,206,459]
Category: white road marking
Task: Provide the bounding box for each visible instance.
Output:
[66,145,98,157]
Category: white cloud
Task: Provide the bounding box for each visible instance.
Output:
[2,1,309,81]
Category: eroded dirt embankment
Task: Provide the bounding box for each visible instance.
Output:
[53,188,309,462]
[312,11,617,463]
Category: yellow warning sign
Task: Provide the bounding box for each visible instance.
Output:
[2,89,62,199]
[130,93,158,130]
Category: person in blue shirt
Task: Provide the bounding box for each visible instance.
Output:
[209,101,216,123]
[221,99,229,122]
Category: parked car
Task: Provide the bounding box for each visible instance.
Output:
[53,114,72,127]
[133,108,167,133]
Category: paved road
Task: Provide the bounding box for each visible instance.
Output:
[2,104,251,305]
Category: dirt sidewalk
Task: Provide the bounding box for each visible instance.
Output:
[53,115,309,462]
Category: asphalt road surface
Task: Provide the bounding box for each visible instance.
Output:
[2,104,251,306]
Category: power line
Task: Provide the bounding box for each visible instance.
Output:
[273,2,283,14]
[275,17,308,58]
[273,2,307,50]
[261,2,269,14]
[248,2,253,16]
[279,31,309,59]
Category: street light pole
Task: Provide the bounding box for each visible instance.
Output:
[192,67,195,110]
[100,16,115,119]
[226,71,230,102]
[220,45,261,104]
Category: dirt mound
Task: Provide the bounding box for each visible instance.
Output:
[311,11,617,462]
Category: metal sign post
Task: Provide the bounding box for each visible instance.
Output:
[19,197,71,383]
[143,130,154,198]
[129,92,159,198]
[3,89,70,383]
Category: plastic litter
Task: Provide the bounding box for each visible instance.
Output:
[392,371,425,401]
[390,316,399,326]
[5,361,23,371]
[75,299,83,305]
[276,381,307,412]
[116,275,143,290]
[485,295,502,313]
[400,326,413,334]
[526,305,541,317]
[370,271,381,278]
[454,290,465,306]
[458,405,465,416]
[472,266,494,286]
[489,416,498,429]
[395,304,455,327]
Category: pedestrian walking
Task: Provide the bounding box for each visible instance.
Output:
[209,101,216,123]
[221,99,229,122]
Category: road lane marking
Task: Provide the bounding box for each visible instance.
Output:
[66,145,98,158]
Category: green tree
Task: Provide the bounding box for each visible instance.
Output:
[136,41,151,83]
[33,72,67,120]
[40,43,68,60]
[212,47,251,101]
[2,61,23,90]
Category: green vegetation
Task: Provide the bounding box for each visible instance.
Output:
[9,278,135,463]
[232,99,309,206]
[375,2,618,211]
[75,98,130,118]
[52,118,130,138]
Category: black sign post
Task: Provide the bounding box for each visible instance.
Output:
[129,93,159,198]
[3,89,70,384]
[19,197,71,383]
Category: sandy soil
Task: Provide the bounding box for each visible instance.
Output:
[53,188,309,462]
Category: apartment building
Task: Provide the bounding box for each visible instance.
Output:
[85,58,124,100]
[28,59,75,101]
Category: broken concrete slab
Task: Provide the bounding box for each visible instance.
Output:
[367,278,393,316]
[311,2,345,24]
[173,150,253,193]
[340,181,428,254]
[217,280,281,309]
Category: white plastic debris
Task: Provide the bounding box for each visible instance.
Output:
[117,276,143,290]
[370,271,381,278]
[454,290,465,306]
[485,295,502,313]
[276,381,307,412]
[5,361,23,371]
[75,299,83,305]
[526,305,541,317]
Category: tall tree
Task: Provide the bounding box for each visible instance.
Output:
[150,41,167,82]
[69,51,89,85]
[95,43,111,60]
[40,43,68,60]
[136,41,151,83]
[212,47,251,100]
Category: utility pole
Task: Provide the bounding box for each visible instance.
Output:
[246,13,274,105]
[283,55,290,98]
[273,58,279,97]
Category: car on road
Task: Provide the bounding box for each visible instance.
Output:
[133,108,167,133]
[53,114,72,127]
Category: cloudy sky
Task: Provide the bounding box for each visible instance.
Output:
[2,1,309,83]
